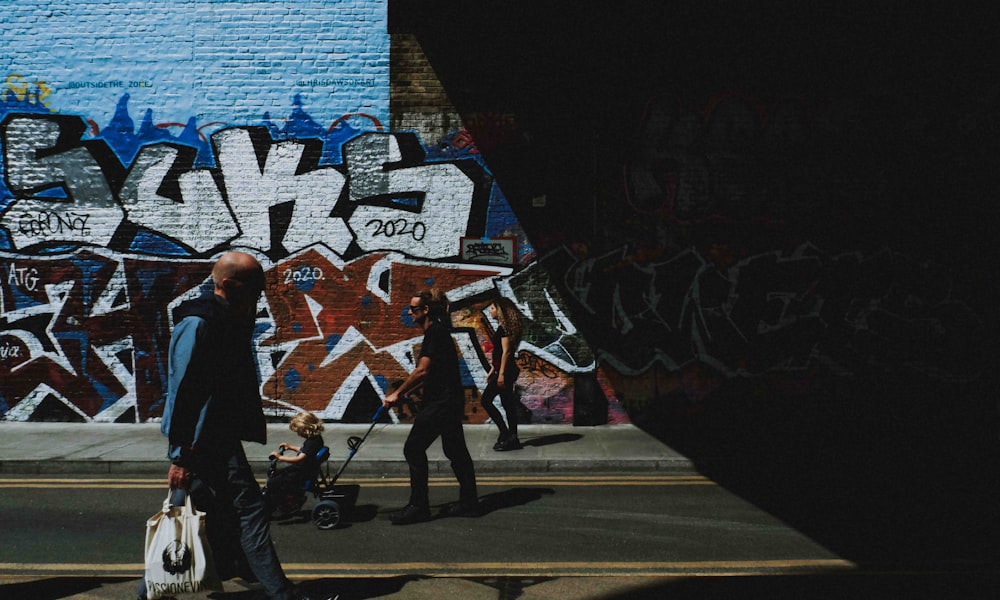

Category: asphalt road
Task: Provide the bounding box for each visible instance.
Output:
[4,474,997,599]
[0,473,865,598]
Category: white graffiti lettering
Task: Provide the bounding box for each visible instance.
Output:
[0,118,482,260]
[345,133,475,257]
[213,128,351,254]
[0,343,23,359]
[6,263,40,291]
[1,117,123,247]
[119,144,238,253]
[283,265,325,284]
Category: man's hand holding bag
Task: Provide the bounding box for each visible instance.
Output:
[143,491,222,599]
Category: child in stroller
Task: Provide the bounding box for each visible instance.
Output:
[262,411,326,517]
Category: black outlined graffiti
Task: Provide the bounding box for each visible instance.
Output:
[1,116,493,261]
[1,115,124,248]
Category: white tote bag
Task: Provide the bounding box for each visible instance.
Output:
[143,492,223,599]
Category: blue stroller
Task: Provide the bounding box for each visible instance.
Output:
[265,406,385,530]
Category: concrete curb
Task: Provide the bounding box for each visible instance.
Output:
[0,422,697,476]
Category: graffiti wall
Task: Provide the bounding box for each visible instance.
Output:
[539,89,989,417]
[1,1,628,424]
[6,3,984,428]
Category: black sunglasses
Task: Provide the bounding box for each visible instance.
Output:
[407,305,427,313]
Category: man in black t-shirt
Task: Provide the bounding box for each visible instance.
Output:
[383,288,478,525]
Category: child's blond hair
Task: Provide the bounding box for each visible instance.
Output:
[289,411,324,438]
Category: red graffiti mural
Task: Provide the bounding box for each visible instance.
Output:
[261,248,511,417]
[0,249,212,422]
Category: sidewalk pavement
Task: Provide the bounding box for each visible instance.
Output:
[0,422,696,476]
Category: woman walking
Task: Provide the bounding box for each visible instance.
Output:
[481,297,524,451]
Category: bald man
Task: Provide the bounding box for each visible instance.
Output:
[140,252,311,600]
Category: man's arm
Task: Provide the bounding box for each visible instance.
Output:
[161,316,208,489]
[384,355,431,407]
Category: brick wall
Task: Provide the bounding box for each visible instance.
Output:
[2,2,989,435]
[0,1,626,426]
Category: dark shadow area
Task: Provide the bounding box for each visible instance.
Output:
[346,503,379,524]
[360,488,556,523]
[8,571,997,600]
[393,1,1000,581]
[596,571,1000,600]
[476,487,555,516]
[476,576,557,600]
[301,576,419,600]
[632,371,999,571]
[372,487,554,522]
[206,576,418,600]
[521,433,583,447]
[0,577,105,600]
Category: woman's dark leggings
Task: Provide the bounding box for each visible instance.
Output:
[480,377,519,438]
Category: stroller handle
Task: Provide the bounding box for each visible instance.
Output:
[331,403,385,484]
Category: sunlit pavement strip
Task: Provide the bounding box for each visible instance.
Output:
[0,475,716,488]
[280,559,859,577]
[0,559,857,578]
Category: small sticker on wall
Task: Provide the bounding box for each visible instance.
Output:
[460,237,517,265]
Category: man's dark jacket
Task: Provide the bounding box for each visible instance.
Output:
[160,295,266,465]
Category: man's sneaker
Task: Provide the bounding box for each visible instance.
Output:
[439,500,480,518]
[389,504,431,525]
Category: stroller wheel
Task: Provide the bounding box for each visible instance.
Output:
[312,499,341,530]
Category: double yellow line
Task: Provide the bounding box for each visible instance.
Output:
[1,558,857,578]
[280,559,859,577]
[0,474,715,489]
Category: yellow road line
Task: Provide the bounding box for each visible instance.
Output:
[0,475,715,489]
[0,475,708,482]
[0,559,858,577]
[282,559,859,573]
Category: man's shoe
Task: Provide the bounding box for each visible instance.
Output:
[389,504,431,525]
[497,435,522,451]
[439,500,480,518]
[290,583,339,600]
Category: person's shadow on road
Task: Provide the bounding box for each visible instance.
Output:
[520,433,583,447]
[369,488,555,522]
[476,487,555,516]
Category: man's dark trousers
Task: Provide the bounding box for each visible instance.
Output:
[403,412,477,509]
